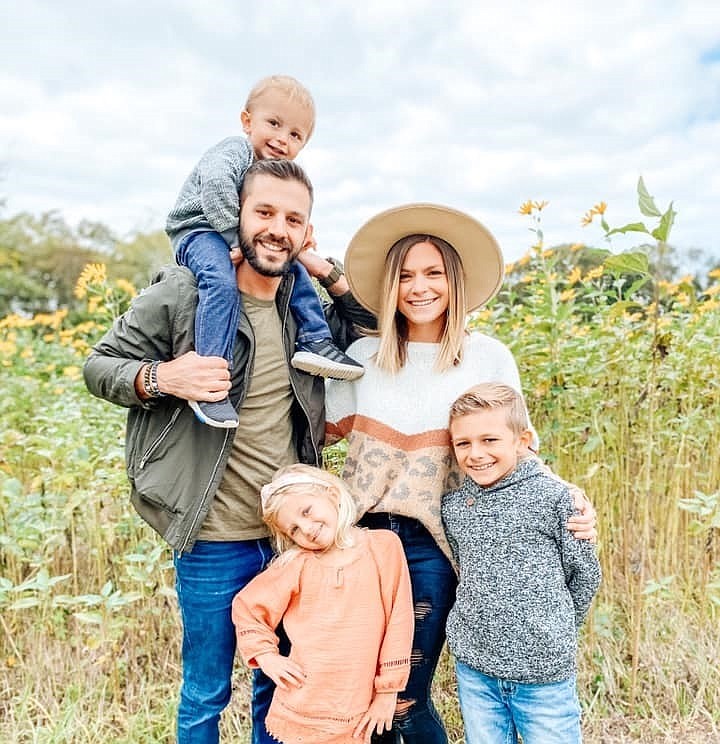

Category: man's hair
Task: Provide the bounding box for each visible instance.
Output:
[245,74,316,138]
[449,382,530,436]
[373,234,467,374]
[240,158,314,212]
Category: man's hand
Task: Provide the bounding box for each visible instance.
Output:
[255,652,305,691]
[353,691,397,742]
[152,351,231,402]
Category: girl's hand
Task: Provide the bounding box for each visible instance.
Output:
[567,485,598,543]
[353,691,397,742]
[255,652,305,691]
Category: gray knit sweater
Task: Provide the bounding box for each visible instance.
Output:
[441,458,601,683]
[165,136,254,251]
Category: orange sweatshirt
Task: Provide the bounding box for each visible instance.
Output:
[232,529,413,744]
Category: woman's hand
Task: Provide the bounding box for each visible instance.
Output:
[353,691,397,742]
[567,484,598,543]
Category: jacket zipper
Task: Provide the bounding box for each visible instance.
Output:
[139,407,182,469]
[178,320,256,553]
[281,275,320,464]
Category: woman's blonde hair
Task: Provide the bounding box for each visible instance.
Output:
[373,234,467,374]
[261,464,357,563]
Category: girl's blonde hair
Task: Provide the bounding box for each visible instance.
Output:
[261,464,357,563]
[373,234,467,374]
[244,75,316,139]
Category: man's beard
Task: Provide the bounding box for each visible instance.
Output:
[239,232,296,277]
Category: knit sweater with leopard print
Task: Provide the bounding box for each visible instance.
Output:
[325,333,529,559]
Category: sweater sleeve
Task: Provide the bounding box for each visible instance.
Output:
[196,138,253,236]
[231,556,303,667]
[555,490,602,627]
[371,531,414,693]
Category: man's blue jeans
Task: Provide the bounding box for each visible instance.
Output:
[359,513,457,744]
[173,539,276,744]
[455,662,582,744]
[175,231,331,365]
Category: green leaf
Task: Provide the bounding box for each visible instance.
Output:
[9,597,41,610]
[651,202,676,243]
[74,611,103,625]
[606,222,649,237]
[637,176,662,217]
[605,251,650,277]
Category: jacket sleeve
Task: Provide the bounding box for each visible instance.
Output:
[372,532,414,693]
[555,491,602,627]
[83,267,195,408]
[322,284,377,352]
[231,557,302,668]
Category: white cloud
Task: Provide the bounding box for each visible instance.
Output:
[1,0,718,263]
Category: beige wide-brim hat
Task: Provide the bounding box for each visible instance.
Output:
[344,203,504,315]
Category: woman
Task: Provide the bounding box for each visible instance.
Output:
[325,204,595,743]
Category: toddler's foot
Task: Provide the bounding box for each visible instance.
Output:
[291,339,364,380]
[189,397,239,428]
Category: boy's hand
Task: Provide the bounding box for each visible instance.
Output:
[229,246,244,267]
[353,691,397,742]
[255,652,305,691]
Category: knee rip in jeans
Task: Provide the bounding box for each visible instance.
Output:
[395,698,416,719]
[414,600,432,621]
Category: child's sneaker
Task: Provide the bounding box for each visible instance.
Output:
[189,397,239,428]
[291,339,364,380]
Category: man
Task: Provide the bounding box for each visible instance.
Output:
[83,159,373,744]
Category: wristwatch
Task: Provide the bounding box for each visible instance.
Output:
[318,258,344,289]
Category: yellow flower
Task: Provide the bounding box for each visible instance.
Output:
[559,289,576,302]
[62,366,82,380]
[533,200,549,211]
[74,263,108,299]
[569,242,584,252]
[504,262,515,275]
[708,267,720,279]
[517,253,531,267]
[518,200,534,215]
[704,284,720,297]
[593,201,607,215]
[584,266,605,281]
[581,211,594,227]
[567,267,582,284]
[115,278,137,297]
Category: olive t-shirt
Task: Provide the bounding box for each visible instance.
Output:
[198,293,297,540]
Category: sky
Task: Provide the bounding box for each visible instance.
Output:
[2,1,719,267]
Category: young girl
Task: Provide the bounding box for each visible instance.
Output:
[231,464,413,744]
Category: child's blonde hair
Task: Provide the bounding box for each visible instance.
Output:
[373,234,468,374]
[260,464,357,562]
[449,382,530,436]
[245,75,316,138]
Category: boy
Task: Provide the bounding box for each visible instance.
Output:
[441,382,601,744]
[166,74,363,428]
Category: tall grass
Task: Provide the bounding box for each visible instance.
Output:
[1,214,719,741]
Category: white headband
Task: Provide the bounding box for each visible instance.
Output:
[260,473,328,511]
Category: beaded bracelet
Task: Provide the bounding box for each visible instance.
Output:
[142,361,165,398]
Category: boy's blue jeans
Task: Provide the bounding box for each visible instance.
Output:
[455,662,582,744]
[359,513,457,744]
[173,539,277,744]
[176,231,332,365]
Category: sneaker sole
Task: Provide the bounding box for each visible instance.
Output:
[291,353,365,380]
[188,400,239,429]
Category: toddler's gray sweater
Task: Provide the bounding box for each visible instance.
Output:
[441,458,601,683]
[166,136,253,251]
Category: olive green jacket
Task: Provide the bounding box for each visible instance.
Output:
[83,265,373,552]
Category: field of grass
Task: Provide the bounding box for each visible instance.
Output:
[1,232,719,742]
